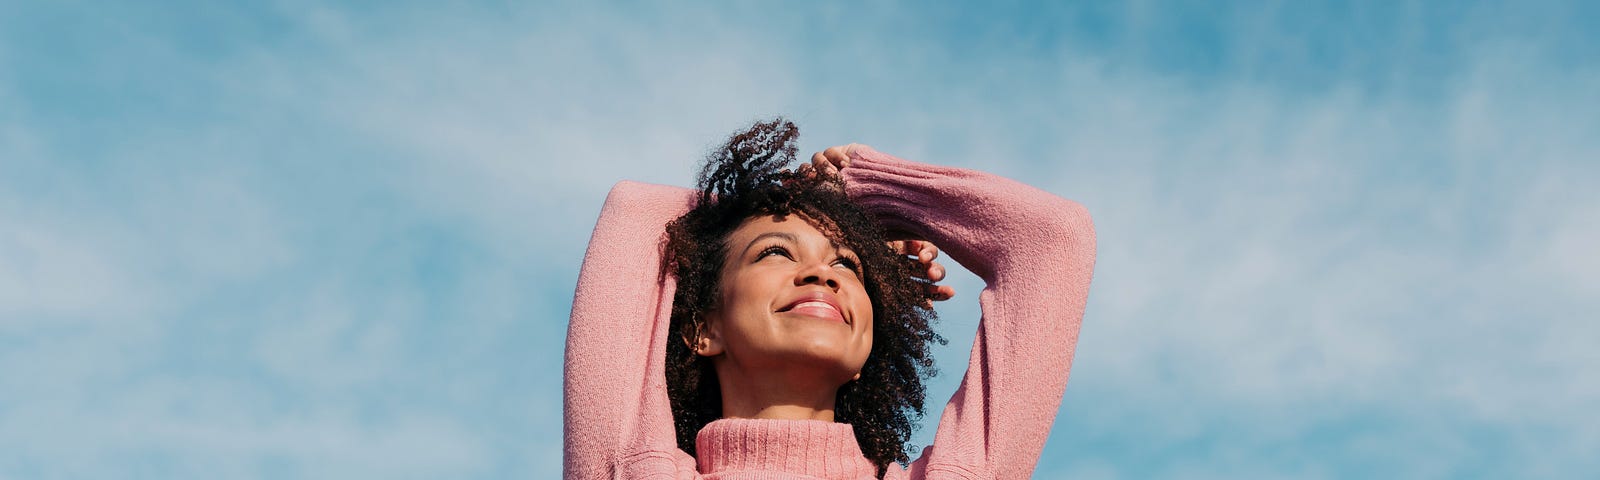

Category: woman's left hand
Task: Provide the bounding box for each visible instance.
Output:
[889,239,957,304]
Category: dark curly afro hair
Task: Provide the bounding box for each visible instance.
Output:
[663,118,944,476]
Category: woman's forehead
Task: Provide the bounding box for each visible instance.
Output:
[728,214,850,250]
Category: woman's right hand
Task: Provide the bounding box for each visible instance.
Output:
[806,143,864,179]
[794,144,862,191]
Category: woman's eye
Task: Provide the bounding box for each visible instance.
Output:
[758,246,791,260]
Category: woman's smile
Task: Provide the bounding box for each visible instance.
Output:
[777,291,848,323]
[785,302,843,321]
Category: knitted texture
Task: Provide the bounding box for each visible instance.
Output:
[695,419,877,479]
[564,146,1096,479]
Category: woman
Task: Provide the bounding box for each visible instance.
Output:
[565,119,1095,479]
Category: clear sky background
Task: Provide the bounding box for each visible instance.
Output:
[3,1,1597,478]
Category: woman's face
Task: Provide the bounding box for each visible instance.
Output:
[699,213,874,384]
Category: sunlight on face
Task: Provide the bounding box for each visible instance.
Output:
[704,214,874,386]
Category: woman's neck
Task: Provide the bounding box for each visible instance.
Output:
[714,363,841,422]
[723,402,835,421]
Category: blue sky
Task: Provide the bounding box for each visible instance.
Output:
[3,1,1597,478]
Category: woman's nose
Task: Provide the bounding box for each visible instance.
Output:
[796,263,840,289]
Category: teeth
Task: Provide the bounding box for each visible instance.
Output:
[793,301,837,312]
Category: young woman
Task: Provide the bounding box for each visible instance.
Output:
[565,119,1095,479]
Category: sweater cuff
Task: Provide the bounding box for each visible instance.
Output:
[695,418,877,478]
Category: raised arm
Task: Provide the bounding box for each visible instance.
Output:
[564,181,697,479]
[838,146,1097,479]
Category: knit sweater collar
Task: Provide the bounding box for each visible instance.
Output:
[694,418,879,479]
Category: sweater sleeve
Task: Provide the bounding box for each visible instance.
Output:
[841,146,1096,479]
[564,180,700,479]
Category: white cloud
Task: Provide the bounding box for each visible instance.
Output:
[4,1,1597,477]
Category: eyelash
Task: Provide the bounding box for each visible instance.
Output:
[757,246,792,260]
[758,246,862,275]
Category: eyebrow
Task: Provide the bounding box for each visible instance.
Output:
[741,231,799,257]
[738,231,861,264]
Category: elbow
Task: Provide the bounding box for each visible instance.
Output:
[1042,197,1096,257]
[1024,197,1096,280]
[1053,198,1093,236]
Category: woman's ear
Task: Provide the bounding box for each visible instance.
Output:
[689,317,726,357]
[697,324,729,358]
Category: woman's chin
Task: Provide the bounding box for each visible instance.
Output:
[776,322,864,358]
[768,340,868,382]
[721,314,870,381]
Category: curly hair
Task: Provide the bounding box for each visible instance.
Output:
[662,118,944,476]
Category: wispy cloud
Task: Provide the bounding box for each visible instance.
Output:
[1,1,1595,478]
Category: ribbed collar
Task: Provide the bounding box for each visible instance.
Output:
[694,418,878,479]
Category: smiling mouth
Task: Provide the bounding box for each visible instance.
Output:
[780,301,846,323]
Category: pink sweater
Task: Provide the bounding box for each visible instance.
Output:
[565,146,1096,479]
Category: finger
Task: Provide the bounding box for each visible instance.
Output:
[922,283,954,303]
[925,262,946,283]
[814,156,840,178]
[908,261,943,282]
[887,240,916,257]
[824,146,851,168]
[838,144,860,168]
[910,241,939,267]
[909,240,931,261]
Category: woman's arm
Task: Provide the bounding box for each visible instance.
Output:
[836,146,1097,479]
[564,181,699,479]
